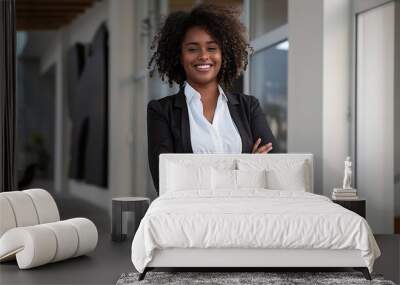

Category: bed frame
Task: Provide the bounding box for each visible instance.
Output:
[140,248,371,280]
[139,154,372,281]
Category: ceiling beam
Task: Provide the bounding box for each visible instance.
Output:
[17,22,69,30]
[17,12,80,17]
[17,16,75,22]
[16,4,92,10]
[16,0,95,5]
[15,0,97,30]
[17,7,86,13]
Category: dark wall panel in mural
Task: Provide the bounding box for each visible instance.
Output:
[68,23,108,188]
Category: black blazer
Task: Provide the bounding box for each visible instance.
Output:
[147,89,279,193]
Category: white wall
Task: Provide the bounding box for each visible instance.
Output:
[130,1,151,200]
[288,0,324,194]
[394,0,400,219]
[322,0,352,198]
[288,0,353,196]
[356,2,395,233]
[107,0,136,204]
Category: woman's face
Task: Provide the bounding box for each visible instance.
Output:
[180,26,222,87]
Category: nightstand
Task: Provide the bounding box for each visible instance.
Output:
[332,199,366,218]
[112,197,150,242]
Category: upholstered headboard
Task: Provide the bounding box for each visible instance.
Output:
[159,154,314,195]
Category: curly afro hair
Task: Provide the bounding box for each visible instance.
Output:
[148,4,251,90]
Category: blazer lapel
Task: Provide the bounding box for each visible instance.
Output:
[226,92,251,153]
[174,90,193,153]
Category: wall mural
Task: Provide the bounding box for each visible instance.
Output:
[68,23,108,188]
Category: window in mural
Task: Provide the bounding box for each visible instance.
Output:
[250,40,288,152]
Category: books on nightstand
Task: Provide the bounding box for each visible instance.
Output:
[332,188,358,200]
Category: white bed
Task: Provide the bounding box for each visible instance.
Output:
[131,154,380,280]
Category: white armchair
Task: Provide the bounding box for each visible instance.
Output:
[0,189,98,269]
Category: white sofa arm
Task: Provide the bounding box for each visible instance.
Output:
[67,218,98,257]
[0,195,17,237]
[23,189,60,223]
[0,189,60,237]
[0,218,98,269]
[0,225,57,268]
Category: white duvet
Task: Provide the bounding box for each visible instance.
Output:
[131,189,380,273]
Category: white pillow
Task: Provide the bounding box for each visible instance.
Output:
[237,159,309,191]
[167,162,212,191]
[236,169,268,189]
[266,168,306,191]
[212,168,236,190]
[211,169,268,190]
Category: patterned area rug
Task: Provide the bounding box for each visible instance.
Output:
[116,271,396,285]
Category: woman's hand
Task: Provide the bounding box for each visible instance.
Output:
[252,138,273,154]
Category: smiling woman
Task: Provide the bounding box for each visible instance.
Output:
[180,26,222,123]
[180,26,222,101]
[146,4,279,194]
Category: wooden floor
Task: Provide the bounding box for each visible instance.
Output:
[0,193,399,285]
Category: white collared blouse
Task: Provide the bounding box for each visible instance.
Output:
[184,82,242,154]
